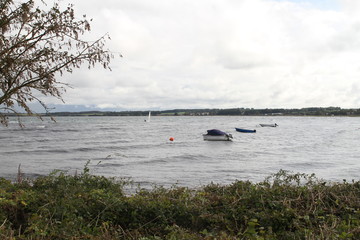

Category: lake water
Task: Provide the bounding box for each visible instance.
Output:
[1,116,359,188]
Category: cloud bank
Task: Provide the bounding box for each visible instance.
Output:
[46,0,360,110]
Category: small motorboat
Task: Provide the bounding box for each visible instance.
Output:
[259,123,278,127]
[203,129,233,141]
[235,128,256,133]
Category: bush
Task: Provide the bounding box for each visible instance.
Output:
[0,168,359,239]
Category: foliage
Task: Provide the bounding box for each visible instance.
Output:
[0,0,114,126]
[0,169,360,239]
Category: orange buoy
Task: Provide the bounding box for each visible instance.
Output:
[169,137,174,141]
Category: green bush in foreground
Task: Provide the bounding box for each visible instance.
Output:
[0,169,360,239]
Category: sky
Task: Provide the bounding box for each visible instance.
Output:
[42,0,360,111]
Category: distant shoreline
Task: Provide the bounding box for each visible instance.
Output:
[5,107,360,117]
[46,107,360,117]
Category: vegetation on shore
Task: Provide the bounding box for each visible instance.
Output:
[43,107,360,117]
[1,167,360,239]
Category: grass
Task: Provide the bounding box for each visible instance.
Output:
[0,167,359,239]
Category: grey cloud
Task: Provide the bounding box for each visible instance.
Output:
[38,0,360,110]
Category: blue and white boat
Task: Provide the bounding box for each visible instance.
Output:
[235,128,256,133]
[203,129,233,141]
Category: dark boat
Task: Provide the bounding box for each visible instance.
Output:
[203,129,233,141]
[235,128,256,133]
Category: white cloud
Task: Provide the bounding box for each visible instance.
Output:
[42,0,360,111]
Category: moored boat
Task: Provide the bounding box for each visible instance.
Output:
[203,129,233,141]
[235,128,256,133]
[259,123,278,127]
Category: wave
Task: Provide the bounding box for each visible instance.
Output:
[136,158,168,165]
[50,129,81,133]
[2,149,71,155]
[171,153,207,161]
[94,162,125,168]
[1,116,359,188]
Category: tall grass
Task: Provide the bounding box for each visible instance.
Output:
[0,168,359,239]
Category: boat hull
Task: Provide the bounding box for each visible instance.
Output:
[259,124,278,127]
[235,128,256,133]
[203,134,233,141]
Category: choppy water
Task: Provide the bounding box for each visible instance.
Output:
[1,116,359,188]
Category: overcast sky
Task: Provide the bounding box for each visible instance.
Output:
[47,0,360,111]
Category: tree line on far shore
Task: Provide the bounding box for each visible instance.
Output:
[40,107,360,117]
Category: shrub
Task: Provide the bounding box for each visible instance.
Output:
[0,169,359,239]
